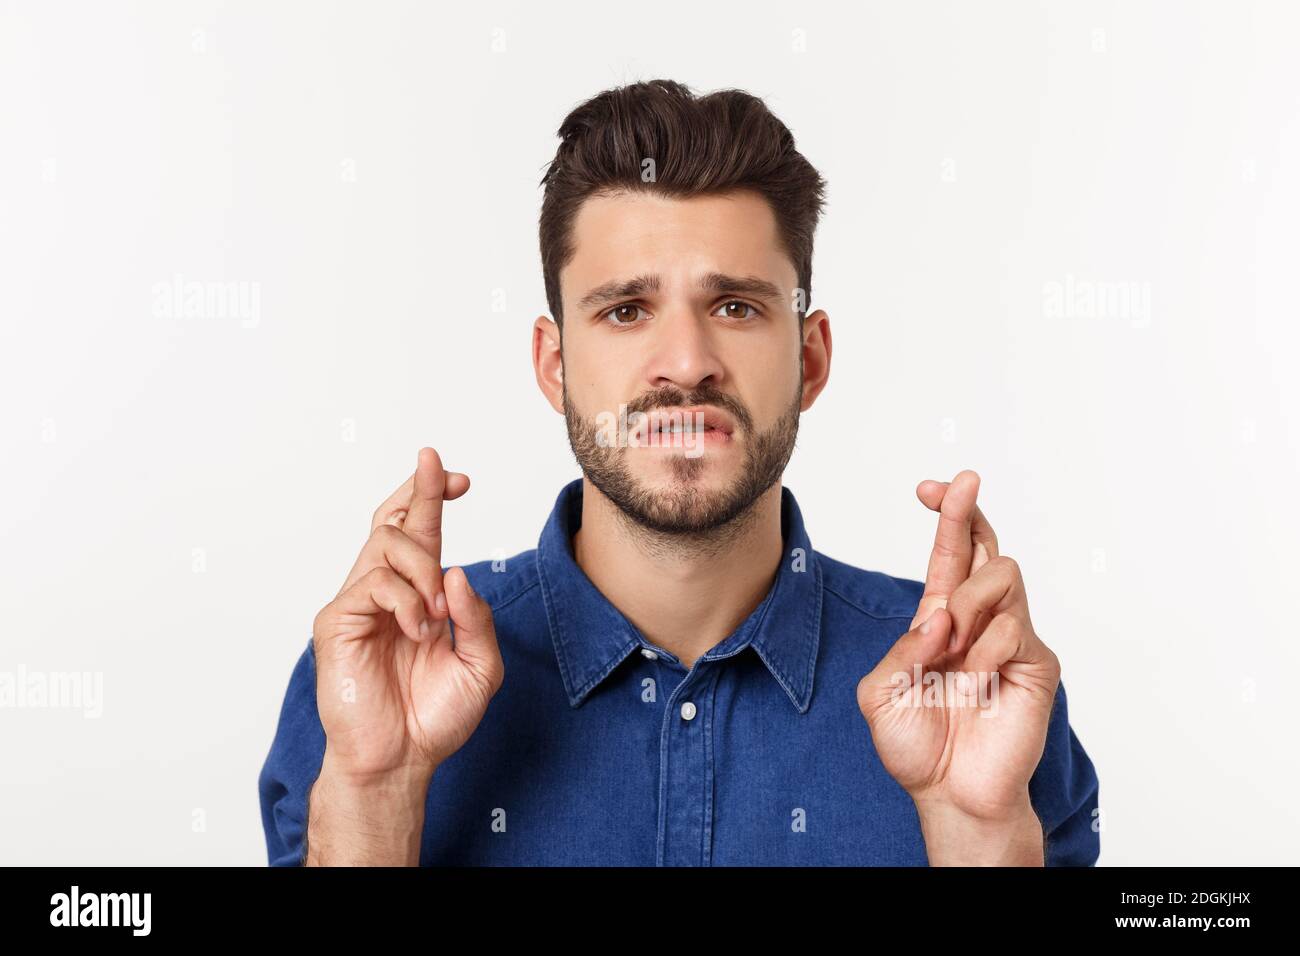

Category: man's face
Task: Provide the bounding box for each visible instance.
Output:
[555,188,808,535]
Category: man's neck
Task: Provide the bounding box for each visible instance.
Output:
[570,477,785,670]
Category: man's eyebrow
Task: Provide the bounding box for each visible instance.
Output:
[576,272,785,312]
[576,274,661,311]
[697,272,785,303]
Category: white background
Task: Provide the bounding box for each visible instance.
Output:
[2,0,1297,865]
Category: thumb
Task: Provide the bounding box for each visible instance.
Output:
[443,567,503,676]
[857,608,952,716]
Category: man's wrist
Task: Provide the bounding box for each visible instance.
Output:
[913,793,1046,866]
[305,752,436,866]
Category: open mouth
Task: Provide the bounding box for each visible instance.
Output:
[625,406,736,451]
[645,407,734,438]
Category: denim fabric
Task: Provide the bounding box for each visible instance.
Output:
[259,477,1100,865]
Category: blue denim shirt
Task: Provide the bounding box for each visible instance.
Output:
[259,478,1100,865]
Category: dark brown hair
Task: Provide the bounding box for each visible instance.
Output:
[538,79,828,328]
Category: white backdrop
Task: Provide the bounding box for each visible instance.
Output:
[2,0,1297,865]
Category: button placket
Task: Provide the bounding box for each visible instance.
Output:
[656,662,720,867]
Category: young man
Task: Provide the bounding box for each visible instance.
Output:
[259,79,1100,866]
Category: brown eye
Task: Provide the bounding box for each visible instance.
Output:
[716,301,757,320]
[607,305,642,324]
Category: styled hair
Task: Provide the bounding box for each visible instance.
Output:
[538,79,828,327]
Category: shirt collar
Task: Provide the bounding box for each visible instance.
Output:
[535,478,823,713]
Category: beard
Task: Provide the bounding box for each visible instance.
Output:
[563,377,802,538]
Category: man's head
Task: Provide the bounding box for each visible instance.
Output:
[532,79,832,538]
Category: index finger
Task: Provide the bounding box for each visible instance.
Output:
[911,470,981,627]
[371,467,470,532]
[916,477,999,573]
[405,447,450,561]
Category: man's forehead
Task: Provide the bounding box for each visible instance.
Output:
[562,189,796,304]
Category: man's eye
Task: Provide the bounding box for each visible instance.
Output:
[714,300,759,320]
[604,304,645,325]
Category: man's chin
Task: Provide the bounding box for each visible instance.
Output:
[604,473,760,535]
[630,457,735,492]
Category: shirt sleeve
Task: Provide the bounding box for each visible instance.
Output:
[257,639,326,866]
[1029,678,1101,866]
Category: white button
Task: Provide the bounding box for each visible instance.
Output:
[680,701,697,721]
[640,648,658,660]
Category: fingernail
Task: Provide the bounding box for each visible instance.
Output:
[920,616,931,635]
[948,629,960,652]
[435,592,447,614]
[419,619,431,640]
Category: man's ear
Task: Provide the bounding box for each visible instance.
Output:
[799,309,832,411]
[532,315,565,414]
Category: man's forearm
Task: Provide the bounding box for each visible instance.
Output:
[915,795,1046,866]
[304,753,433,866]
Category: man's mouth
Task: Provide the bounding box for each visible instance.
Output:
[645,407,735,438]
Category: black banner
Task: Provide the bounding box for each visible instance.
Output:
[0,866,1281,941]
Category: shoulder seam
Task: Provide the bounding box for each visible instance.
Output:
[822,580,916,623]
[485,578,540,614]
[451,551,539,613]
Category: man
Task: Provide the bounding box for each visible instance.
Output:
[259,79,1100,866]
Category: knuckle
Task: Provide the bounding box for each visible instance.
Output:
[363,565,397,588]
[991,554,1020,577]
[413,513,443,536]
[931,539,961,560]
[311,603,342,654]
[986,609,1015,633]
[996,614,1022,645]
[943,593,965,620]
[372,504,405,528]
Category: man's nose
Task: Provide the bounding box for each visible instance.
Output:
[643,307,726,392]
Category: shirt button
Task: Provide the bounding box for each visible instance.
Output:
[640,648,659,660]
[680,701,697,721]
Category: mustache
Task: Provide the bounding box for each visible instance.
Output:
[621,385,753,434]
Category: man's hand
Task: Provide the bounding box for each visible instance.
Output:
[306,447,505,865]
[856,470,1061,865]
